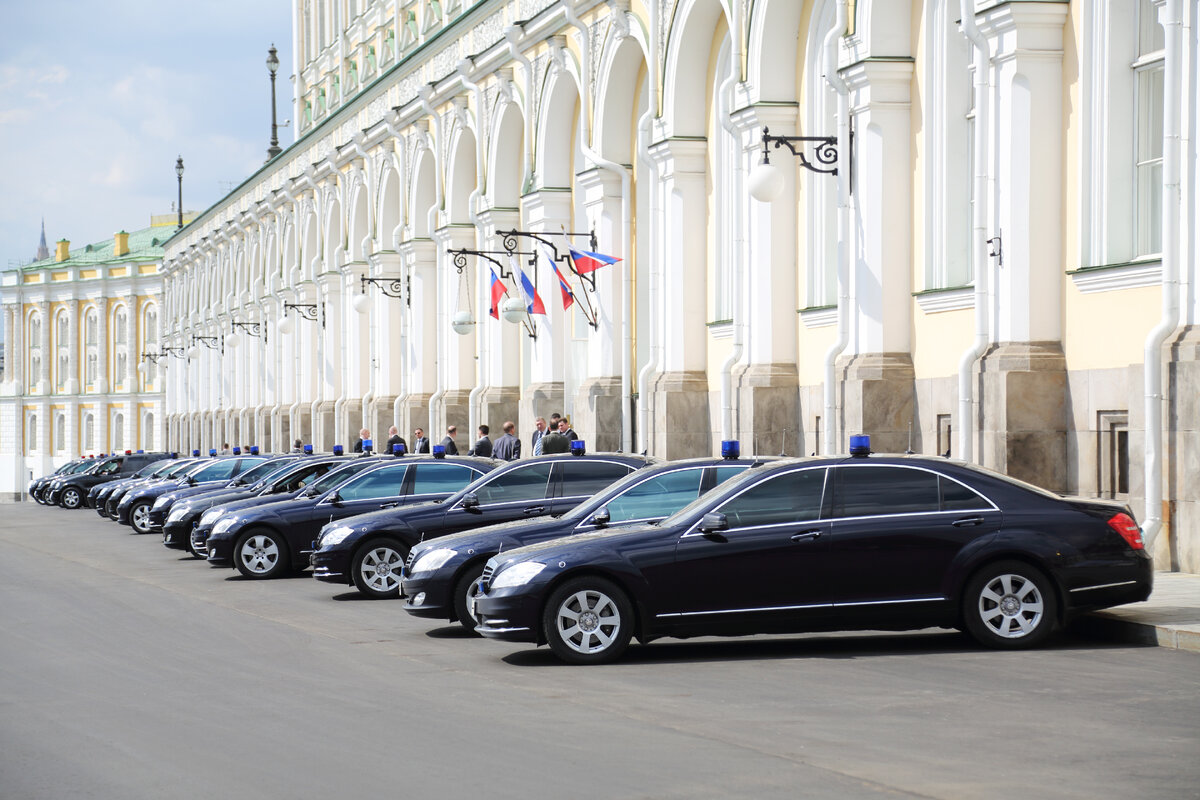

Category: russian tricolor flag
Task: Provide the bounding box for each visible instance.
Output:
[569,247,622,274]
[519,267,546,316]
[542,245,575,310]
[488,269,508,319]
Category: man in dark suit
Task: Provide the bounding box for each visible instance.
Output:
[492,421,521,461]
[530,417,548,456]
[470,425,493,457]
[385,426,407,454]
[412,428,431,454]
[352,428,371,453]
[558,418,579,441]
[440,426,459,455]
[540,425,570,454]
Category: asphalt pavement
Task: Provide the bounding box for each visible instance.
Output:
[1,502,1197,800]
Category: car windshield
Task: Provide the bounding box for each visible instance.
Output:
[657,464,775,527]
[300,460,377,496]
[563,462,751,524]
[559,465,663,521]
[238,459,296,488]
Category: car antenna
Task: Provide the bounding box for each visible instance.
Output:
[779,428,788,457]
[905,422,915,455]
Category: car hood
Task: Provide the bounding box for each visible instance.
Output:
[335,500,446,534]
[411,516,569,558]
[487,522,667,568]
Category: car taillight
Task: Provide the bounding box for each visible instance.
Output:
[1107,513,1144,550]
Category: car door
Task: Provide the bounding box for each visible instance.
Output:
[822,464,1003,606]
[439,462,557,535]
[318,462,413,522]
[665,466,832,623]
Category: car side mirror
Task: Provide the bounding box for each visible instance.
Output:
[592,507,611,527]
[329,491,343,506]
[699,512,728,535]
[461,492,480,512]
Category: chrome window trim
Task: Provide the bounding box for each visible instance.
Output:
[657,596,944,618]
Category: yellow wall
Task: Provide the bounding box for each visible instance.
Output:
[1064,284,1161,370]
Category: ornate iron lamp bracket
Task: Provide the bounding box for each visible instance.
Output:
[360,275,411,306]
[760,125,853,193]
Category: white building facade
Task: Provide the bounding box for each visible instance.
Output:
[2,225,172,498]
[160,0,1200,571]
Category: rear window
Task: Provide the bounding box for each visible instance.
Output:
[718,468,826,528]
[833,466,940,518]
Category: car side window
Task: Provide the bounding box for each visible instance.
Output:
[472,463,554,505]
[604,468,706,523]
[193,460,240,482]
[282,464,332,491]
[411,463,480,495]
[334,465,409,501]
[558,461,635,498]
[940,476,991,511]
[832,466,940,518]
[99,460,122,474]
[717,468,826,528]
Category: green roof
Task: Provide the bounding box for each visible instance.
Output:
[24,224,172,270]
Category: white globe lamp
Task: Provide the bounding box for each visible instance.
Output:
[748,158,785,203]
[352,293,371,314]
[225,332,241,349]
[450,310,475,336]
[501,296,527,324]
[278,314,295,335]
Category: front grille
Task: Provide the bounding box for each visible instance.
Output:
[480,563,495,591]
[191,529,208,555]
[404,551,417,571]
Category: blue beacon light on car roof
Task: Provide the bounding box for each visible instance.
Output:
[250,446,259,455]
[209,449,217,457]
[392,443,406,456]
[303,444,314,455]
[570,440,586,456]
[192,449,200,457]
[362,439,373,453]
[432,445,446,459]
[333,445,344,456]
[849,435,872,457]
[721,440,741,459]
[232,447,241,455]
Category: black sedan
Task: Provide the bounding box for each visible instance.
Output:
[205,456,498,579]
[49,452,171,508]
[148,456,296,531]
[101,459,199,519]
[162,457,346,553]
[29,459,90,503]
[400,456,760,630]
[118,457,266,533]
[473,450,1154,664]
[91,458,195,512]
[311,453,652,599]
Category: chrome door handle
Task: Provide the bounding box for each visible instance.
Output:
[791,530,822,542]
[952,516,985,527]
[523,506,545,515]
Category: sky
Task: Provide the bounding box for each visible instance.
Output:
[0,0,293,268]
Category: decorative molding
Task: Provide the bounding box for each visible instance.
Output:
[706,320,732,339]
[799,305,837,328]
[915,286,973,314]
[1068,260,1163,294]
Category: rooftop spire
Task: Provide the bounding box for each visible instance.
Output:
[35,218,50,261]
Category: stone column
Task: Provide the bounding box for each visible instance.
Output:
[38,300,51,393]
[432,225,477,438]
[369,251,405,437]
[574,169,626,452]
[398,239,436,436]
[313,273,340,451]
[647,138,712,458]
[734,104,801,457]
[976,2,1070,490]
[838,59,917,455]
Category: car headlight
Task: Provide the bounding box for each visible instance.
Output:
[320,526,355,547]
[199,508,223,528]
[167,506,189,523]
[411,547,458,574]
[212,517,237,536]
[490,562,547,590]
[152,496,171,511]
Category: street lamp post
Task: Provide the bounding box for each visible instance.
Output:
[175,156,185,229]
[267,45,282,160]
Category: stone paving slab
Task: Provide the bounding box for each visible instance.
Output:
[1078,571,1200,654]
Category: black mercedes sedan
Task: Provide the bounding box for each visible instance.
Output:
[400,456,761,629]
[311,452,653,599]
[101,459,199,519]
[205,456,498,579]
[148,455,296,532]
[48,452,170,508]
[118,456,266,533]
[473,449,1154,664]
[162,456,346,553]
[30,459,92,503]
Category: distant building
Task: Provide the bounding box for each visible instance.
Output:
[0,214,194,499]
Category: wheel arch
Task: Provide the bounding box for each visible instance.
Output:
[532,566,650,647]
[953,551,1067,628]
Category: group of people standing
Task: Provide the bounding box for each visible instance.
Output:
[345,413,579,462]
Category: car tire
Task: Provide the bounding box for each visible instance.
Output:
[542,576,634,665]
[234,529,290,579]
[453,565,486,633]
[351,540,406,598]
[962,560,1057,649]
[60,487,83,509]
[130,502,154,534]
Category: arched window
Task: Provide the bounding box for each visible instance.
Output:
[806,0,839,309]
[143,305,159,385]
[27,413,38,452]
[54,413,65,452]
[28,312,42,390]
[144,412,155,451]
[112,413,125,452]
[84,413,95,451]
[113,306,128,389]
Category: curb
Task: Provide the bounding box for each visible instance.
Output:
[1074,613,1200,654]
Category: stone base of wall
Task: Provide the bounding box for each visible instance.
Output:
[372,395,397,442]
[649,370,711,459]
[979,342,1067,492]
[1167,325,1200,572]
[314,401,336,452]
[574,376,624,453]
[735,362,800,457]
[839,352,916,455]
[481,386,521,438]
[521,382,565,437]
[397,393,432,442]
[441,390,472,450]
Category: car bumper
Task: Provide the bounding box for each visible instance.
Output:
[400,573,455,619]
[46,489,62,504]
[162,521,193,550]
[206,537,233,566]
[149,508,169,529]
[473,589,543,643]
[310,548,353,584]
[1063,554,1154,615]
